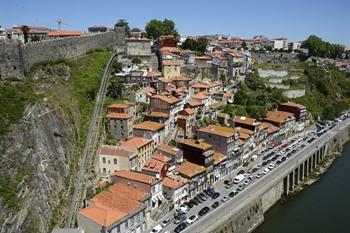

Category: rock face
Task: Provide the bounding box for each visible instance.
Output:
[0,65,79,233]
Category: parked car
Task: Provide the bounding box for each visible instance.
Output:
[238,184,245,191]
[221,196,229,202]
[212,201,219,208]
[174,222,187,233]
[190,198,198,206]
[256,173,262,178]
[224,178,232,185]
[151,224,162,233]
[194,195,202,203]
[229,190,238,198]
[198,206,210,216]
[268,163,275,170]
[212,192,220,199]
[184,201,193,208]
[186,215,198,224]
[173,214,186,224]
[237,170,245,175]
[161,219,171,227]
[263,168,270,174]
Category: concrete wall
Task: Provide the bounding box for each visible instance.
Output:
[282,89,306,98]
[0,27,125,80]
[260,180,283,212]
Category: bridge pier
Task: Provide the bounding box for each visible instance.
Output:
[304,160,308,179]
[294,168,299,185]
[299,163,304,181]
[289,171,294,192]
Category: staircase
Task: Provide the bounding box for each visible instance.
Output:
[151,199,172,222]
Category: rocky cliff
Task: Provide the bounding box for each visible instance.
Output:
[0,49,111,233]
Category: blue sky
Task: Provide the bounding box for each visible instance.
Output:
[1,0,349,46]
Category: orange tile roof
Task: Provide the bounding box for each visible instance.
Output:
[264,111,295,124]
[108,103,129,109]
[146,70,162,77]
[171,76,191,81]
[79,182,149,227]
[152,94,180,104]
[114,170,158,185]
[148,112,169,118]
[180,138,213,150]
[142,158,167,173]
[188,100,204,107]
[133,121,164,132]
[238,139,245,146]
[191,83,209,89]
[193,91,209,100]
[143,87,156,94]
[152,152,172,163]
[157,144,180,156]
[106,112,132,119]
[100,145,136,158]
[47,31,84,37]
[162,60,181,66]
[119,137,152,149]
[233,116,260,126]
[260,122,280,134]
[199,125,236,138]
[177,161,206,178]
[280,102,306,109]
[213,152,227,165]
[179,108,196,116]
[162,175,187,189]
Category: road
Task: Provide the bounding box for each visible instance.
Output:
[66,52,119,227]
[152,117,350,233]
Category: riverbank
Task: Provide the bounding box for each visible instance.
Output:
[254,142,350,233]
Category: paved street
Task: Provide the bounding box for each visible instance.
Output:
[148,117,350,233]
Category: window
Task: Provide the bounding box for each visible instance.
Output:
[114,159,117,164]
[102,157,106,164]
[103,168,106,173]
[108,160,111,164]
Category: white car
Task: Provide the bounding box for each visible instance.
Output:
[221,196,229,202]
[186,215,198,224]
[256,173,262,178]
[150,224,162,233]
[268,163,275,169]
[263,168,270,174]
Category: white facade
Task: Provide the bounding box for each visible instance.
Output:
[272,39,289,50]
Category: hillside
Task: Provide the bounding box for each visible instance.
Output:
[0,49,111,233]
[222,62,350,120]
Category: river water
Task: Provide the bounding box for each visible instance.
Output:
[254,143,350,233]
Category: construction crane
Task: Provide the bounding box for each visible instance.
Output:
[56,18,71,31]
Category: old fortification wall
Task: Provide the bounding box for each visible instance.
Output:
[0,27,125,80]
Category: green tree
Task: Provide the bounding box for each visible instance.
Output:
[181,37,208,54]
[21,25,29,43]
[145,19,179,40]
[115,19,130,36]
[111,62,123,74]
[107,76,124,99]
[131,57,141,65]
[302,35,344,58]
[31,34,41,42]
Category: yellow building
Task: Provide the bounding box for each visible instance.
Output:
[162,60,181,79]
[119,137,153,170]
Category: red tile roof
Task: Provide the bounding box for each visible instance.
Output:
[152,152,172,163]
[162,60,181,66]
[157,144,180,156]
[119,137,152,149]
[177,161,206,178]
[114,170,159,185]
[142,158,167,173]
[133,121,164,132]
[162,175,187,189]
[47,31,84,37]
[100,145,136,158]
[193,91,209,100]
[152,94,180,104]
[106,112,131,119]
[199,125,236,138]
[264,111,295,124]
[233,116,260,126]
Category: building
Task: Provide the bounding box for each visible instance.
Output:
[144,112,170,137]
[162,175,188,209]
[289,41,301,51]
[162,60,181,79]
[111,170,163,208]
[191,92,211,114]
[263,110,296,138]
[260,122,282,146]
[11,25,51,42]
[178,139,214,182]
[197,125,239,157]
[88,25,107,33]
[108,102,136,122]
[157,144,183,164]
[278,102,307,122]
[106,112,133,140]
[217,112,230,126]
[177,108,196,138]
[126,37,151,56]
[142,157,169,178]
[119,137,153,170]
[135,87,156,105]
[176,161,206,197]
[47,31,84,39]
[133,121,165,147]
[130,28,143,38]
[158,35,177,48]
[150,94,182,129]
[213,152,228,182]
[77,182,151,233]
[99,145,138,177]
[271,38,289,50]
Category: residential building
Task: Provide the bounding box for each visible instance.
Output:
[171,76,192,89]
[197,125,239,157]
[77,182,151,233]
[260,122,282,146]
[130,28,143,38]
[236,127,256,162]
[213,152,228,182]
[142,157,169,178]
[119,137,153,170]
[162,175,188,209]
[88,25,107,33]
[263,110,296,138]
[217,112,230,126]
[144,112,171,136]
[192,92,211,114]
[150,94,182,129]
[108,102,136,122]
[126,37,151,56]
[271,38,289,50]
[133,121,165,147]
[111,170,163,208]
[278,102,307,122]
[162,60,181,79]
[158,35,177,48]
[177,108,196,138]
[135,87,156,105]
[106,112,133,140]
[176,161,207,197]
[289,41,301,51]
[99,145,138,177]
[157,144,183,164]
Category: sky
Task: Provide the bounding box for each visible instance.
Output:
[1,0,349,46]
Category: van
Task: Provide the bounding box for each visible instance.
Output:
[233,174,246,184]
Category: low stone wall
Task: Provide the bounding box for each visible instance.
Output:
[282,89,305,98]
